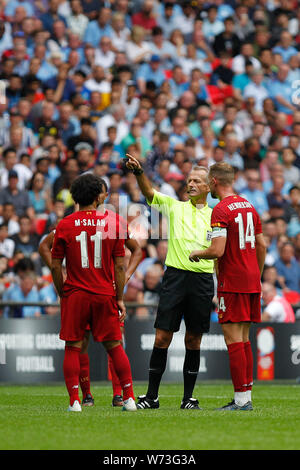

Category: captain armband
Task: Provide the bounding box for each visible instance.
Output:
[211,226,227,238]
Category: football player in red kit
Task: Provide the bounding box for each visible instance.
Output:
[39,225,142,407]
[189,162,266,410]
[51,173,137,412]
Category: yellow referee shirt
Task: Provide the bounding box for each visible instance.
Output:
[148,190,214,273]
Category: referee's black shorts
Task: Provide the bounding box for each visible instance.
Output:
[154,266,214,334]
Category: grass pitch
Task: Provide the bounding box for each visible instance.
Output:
[1,382,300,450]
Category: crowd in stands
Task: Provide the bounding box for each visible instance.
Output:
[0,0,300,321]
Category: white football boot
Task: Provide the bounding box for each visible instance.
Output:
[67,400,82,412]
[122,397,137,411]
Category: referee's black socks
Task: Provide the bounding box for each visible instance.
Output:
[146,347,168,399]
[183,349,200,400]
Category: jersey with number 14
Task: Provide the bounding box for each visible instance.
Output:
[211,195,262,293]
[51,209,126,296]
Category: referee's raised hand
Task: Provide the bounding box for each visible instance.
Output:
[124,153,154,202]
[125,153,142,172]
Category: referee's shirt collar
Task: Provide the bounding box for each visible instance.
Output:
[188,200,209,211]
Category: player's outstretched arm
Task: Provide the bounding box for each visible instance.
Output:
[38,231,55,270]
[125,153,155,203]
[189,237,226,262]
[125,238,143,284]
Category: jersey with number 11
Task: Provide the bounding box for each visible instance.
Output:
[51,209,126,296]
[211,195,263,293]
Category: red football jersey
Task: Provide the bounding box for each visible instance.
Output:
[51,209,126,296]
[211,195,263,293]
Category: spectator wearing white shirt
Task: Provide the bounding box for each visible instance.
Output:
[83,65,111,94]
[125,25,151,65]
[0,223,15,259]
[243,69,269,112]
[0,20,13,56]
[110,12,130,52]
[261,283,295,323]
[0,203,20,236]
[173,1,195,41]
[95,103,129,147]
[213,104,246,143]
[159,172,184,200]
[202,5,224,43]
[157,2,178,39]
[66,0,89,39]
[0,147,32,191]
[223,132,244,170]
[281,147,300,186]
[178,43,205,77]
[232,42,261,74]
[149,26,177,67]
[94,36,115,70]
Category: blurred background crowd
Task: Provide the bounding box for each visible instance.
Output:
[0,0,300,321]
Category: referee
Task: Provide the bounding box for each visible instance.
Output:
[125,153,214,410]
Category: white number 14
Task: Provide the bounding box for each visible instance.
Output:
[234,212,255,250]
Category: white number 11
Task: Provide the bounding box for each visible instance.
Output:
[75,231,102,268]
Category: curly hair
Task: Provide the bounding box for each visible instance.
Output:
[70,173,107,206]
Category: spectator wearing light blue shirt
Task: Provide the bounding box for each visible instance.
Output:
[269,64,297,115]
[83,8,113,47]
[136,55,166,93]
[136,240,168,278]
[263,174,292,198]
[287,54,300,84]
[39,282,59,315]
[216,2,235,22]
[232,59,253,93]
[239,168,269,217]
[202,5,225,43]
[168,115,189,149]
[168,65,189,99]
[272,31,298,64]
[275,242,300,293]
[4,0,34,19]
[33,45,58,83]
[155,0,183,20]
[243,68,269,112]
[148,26,177,68]
[3,274,42,318]
[157,2,179,39]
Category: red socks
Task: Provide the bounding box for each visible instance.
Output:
[227,342,247,392]
[244,341,253,392]
[79,353,91,399]
[107,345,135,401]
[64,345,134,405]
[63,346,81,405]
[108,355,122,397]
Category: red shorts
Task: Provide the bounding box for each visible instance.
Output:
[217,292,261,324]
[60,289,123,342]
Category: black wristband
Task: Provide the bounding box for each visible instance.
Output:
[133,167,144,176]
